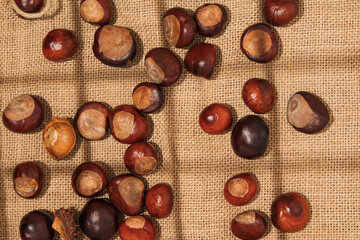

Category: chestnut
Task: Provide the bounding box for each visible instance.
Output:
[42,29,78,62]
[162,7,197,48]
[93,25,136,66]
[80,0,112,25]
[240,23,278,63]
[52,208,78,240]
[79,198,119,240]
[20,210,54,240]
[109,105,150,144]
[199,103,233,134]
[231,115,269,159]
[132,82,164,114]
[108,174,145,216]
[145,48,181,86]
[145,183,173,219]
[271,192,310,233]
[13,161,44,199]
[74,102,109,140]
[224,173,257,206]
[194,4,227,37]
[42,117,76,160]
[124,142,158,175]
[2,94,43,133]
[184,43,217,79]
[231,211,267,240]
[118,215,157,240]
[287,91,329,134]
[242,78,275,114]
[71,162,108,198]
[15,0,44,13]
[263,0,299,27]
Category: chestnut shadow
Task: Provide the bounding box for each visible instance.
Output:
[223,103,238,134]
[100,101,113,141]
[108,0,118,25]
[168,51,187,88]
[256,210,273,239]
[97,160,116,185]
[210,44,222,81]
[147,141,164,174]
[144,214,162,240]
[302,192,313,229]
[211,4,231,39]
[66,119,83,160]
[144,113,154,142]
[122,30,144,68]
[32,95,52,134]
[35,161,51,199]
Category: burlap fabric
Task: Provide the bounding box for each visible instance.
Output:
[1,0,359,239]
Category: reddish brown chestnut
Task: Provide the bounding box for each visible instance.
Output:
[224,173,258,206]
[145,183,173,219]
[13,161,44,199]
[15,0,44,13]
[184,43,217,79]
[72,162,108,198]
[132,82,164,114]
[194,4,227,37]
[20,210,55,240]
[163,7,197,48]
[145,48,181,86]
[231,211,267,240]
[42,29,78,62]
[2,94,43,133]
[109,105,150,144]
[263,0,299,27]
[52,208,78,240]
[124,142,158,175]
[108,174,145,216]
[287,91,329,134]
[119,215,157,240]
[80,0,112,25]
[241,23,278,63]
[199,103,233,134]
[271,192,310,233]
[242,78,275,114]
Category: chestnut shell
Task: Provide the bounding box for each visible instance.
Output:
[263,0,299,26]
[19,210,55,240]
[242,78,275,114]
[13,161,44,199]
[124,142,159,175]
[199,103,233,134]
[145,183,173,219]
[80,0,112,25]
[231,211,267,240]
[15,0,44,13]
[184,43,217,79]
[224,173,258,206]
[42,29,78,62]
[118,215,157,240]
[194,3,227,37]
[132,82,164,114]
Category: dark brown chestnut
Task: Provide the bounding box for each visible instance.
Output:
[79,198,119,240]
[145,183,173,219]
[20,210,54,240]
[2,94,43,133]
[52,208,78,240]
[15,0,44,13]
[124,142,158,175]
[231,115,269,159]
[109,105,150,144]
[80,0,112,25]
[287,91,329,134]
[145,48,181,86]
[93,25,136,67]
[224,173,258,206]
[271,192,310,233]
[162,7,197,48]
[72,162,108,198]
[263,0,299,27]
[231,211,267,240]
[74,102,109,140]
[199,103,233,134]
[184,43,217,79]
[108,174,145,216]
[240,23,278,63]
[119,215,157,240]
[194,4,227,37]
[13,161,44,199]
[42,29,78,62]
[132,82,164,114]
[242,78,275,114]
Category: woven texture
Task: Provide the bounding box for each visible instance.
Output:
[1,0,360,239]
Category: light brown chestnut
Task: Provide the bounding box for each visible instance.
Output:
[224,173,258,206]
[13,161,44,199]
[199,103,233,134]
[132,82,164,114]
[118,215,157,240]
[184,43,217,79]
[194,4,227,37]
[242,78,275,114]
[124,142,158,175]
[231,211,267,240]
[42,29,78,62]
[145,183,173,219]
[80,0,112,25]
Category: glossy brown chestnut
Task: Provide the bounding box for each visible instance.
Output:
[80,0,112,25]
[240,23,278,63]
[224,173,257,206]
[184,43,217,79]
[231,211,267,240]
[108,174,145,216]
[199,103,233,134]
[242,78,275,114]
[163,7,197,48]
[15,0,44,13]
[52,208,78,240]
[145,48,181,86]
[2,94,43,133]
[231,115,269,159]
[132,82,164,114]
[72,162,108,198]
[20,210,55,240]
[42,29,78,62]
[287,91,329,134]
[74,102,109,140]
[118,215,157,240]
[79,198,119,240]
[124,142,158,175]
[13,161,44,199]
[93,25,136,67]
[194,4,227,37]
[271,192,310,233]
[145,183,173,219]
[263,0,299,26]
[109,105,150,144]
